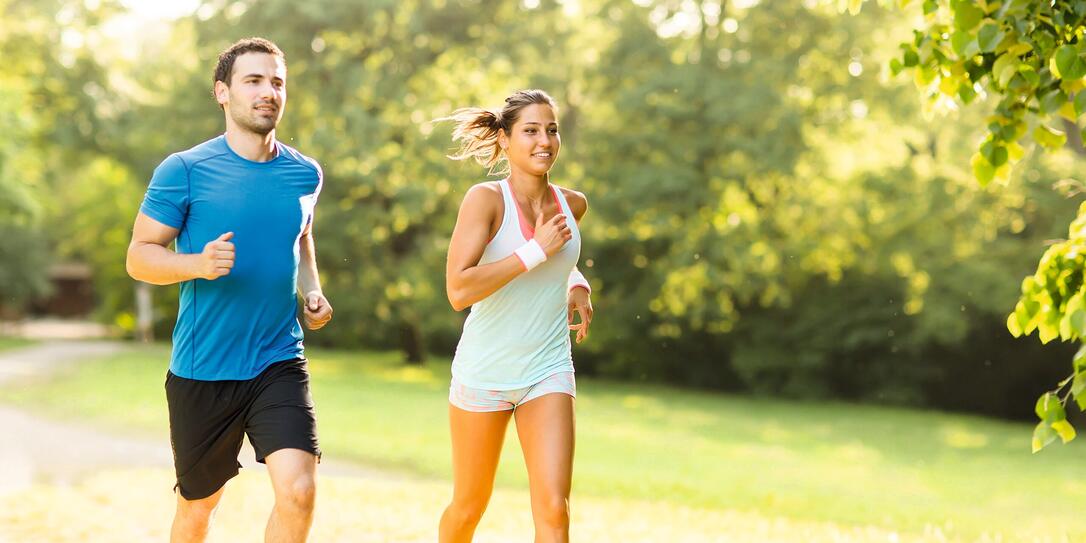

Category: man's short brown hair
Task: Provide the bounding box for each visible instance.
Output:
[213,37,285,87]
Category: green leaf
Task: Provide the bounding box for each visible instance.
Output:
[939,74,961,95]
[994,121,1013,141]
[959,83,977,103]
[1074,371,1086,394]
[1040,89,1068,115]
[981,140,1008,166]
[1052,420,1077,443]
[1007,141,1025,160]
[1033,421,1058,452]
[1008,312,1023,337]
[971,152,995,186]
[992,53,1018,87]
[1074,344,1086,370]
[1055,44,1086,80]
[1074,92,1086,117]
[1018,297,1041,334]
[953,2,985,32]
[1018,64,1040,87]
[977,23,1004,53]
[1072,371,1086,403]
[1071,309,1086,337]
[1036,392,1066,422]
[1039,320,1059,343]
[903,48,920,68]
[1014,300,1031,332]
[952,31,980,58]
[889,58,904,76]
[1005,42,1033,57]
[1064,293,1081,325]
[1023,276,1039,295]
[1034,125,1068,149]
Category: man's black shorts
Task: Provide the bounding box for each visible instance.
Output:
[165,358,320,500]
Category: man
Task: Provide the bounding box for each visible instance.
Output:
[126,37,332,543]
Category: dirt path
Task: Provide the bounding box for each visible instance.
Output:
[0,340,395,500]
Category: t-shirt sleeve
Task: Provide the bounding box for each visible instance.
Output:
[312,161,324,202]
[307,161,323,227]
[139,154,189,229]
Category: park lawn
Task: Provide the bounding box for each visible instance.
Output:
[3,343,1086,542]
[0,336,34,351]
[0,467,925,543]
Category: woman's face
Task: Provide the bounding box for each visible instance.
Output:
[502,103,560,177]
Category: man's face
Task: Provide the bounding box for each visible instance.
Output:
[216,52,286,135]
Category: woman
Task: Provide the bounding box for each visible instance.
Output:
[438,89,593,543]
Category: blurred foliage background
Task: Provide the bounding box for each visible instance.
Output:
[3,0,1083,419]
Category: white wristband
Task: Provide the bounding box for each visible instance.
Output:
[514,239,547,271]
[568,268,591,294]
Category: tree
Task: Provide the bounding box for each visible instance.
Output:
[848,0,1086,450]
[0,0,126,313]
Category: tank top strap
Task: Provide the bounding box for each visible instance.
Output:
[551,184,576,219]
[498,178,517,223]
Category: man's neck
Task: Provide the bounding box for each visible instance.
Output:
[225,127,278,162]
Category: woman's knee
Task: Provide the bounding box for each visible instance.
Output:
[533,494,570,528]
[445,495,490,527]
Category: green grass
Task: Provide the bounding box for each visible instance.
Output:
[0,336,34,352]
[4,343,1086,541]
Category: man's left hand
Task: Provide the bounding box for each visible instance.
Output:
[303,291,333,330]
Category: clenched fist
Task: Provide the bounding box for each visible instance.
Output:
[198,232,235,280]
[532,199,571,258]
[303,290,333,330]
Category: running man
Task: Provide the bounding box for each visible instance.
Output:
[125,37,331,543]
[438,89,594,543]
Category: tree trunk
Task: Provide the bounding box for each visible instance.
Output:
[400,319,425,365]
[135,281,153,343]
[1061,118,1086,156]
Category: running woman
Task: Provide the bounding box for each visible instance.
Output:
[125,37,331,543]
[438,89,594,543]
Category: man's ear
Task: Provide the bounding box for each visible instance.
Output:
[214,80,229,107]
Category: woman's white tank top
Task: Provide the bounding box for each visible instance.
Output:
[451,178,581,390]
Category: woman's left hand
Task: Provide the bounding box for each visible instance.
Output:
[567,287,593,344]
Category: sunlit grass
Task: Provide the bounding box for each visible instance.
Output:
[3,343,1086,541]
[0,336,34,352]
[0,466,937,543]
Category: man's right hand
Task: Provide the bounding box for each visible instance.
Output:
[197,232,235,280]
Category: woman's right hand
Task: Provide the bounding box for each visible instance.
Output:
[533,200,571,257]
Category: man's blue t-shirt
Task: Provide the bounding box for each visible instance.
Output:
[139,135,323,381]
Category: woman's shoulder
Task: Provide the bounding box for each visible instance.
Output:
[460,180,504,213]
[556,185,588,220]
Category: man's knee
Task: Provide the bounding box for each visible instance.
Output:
[276,475,316,513]
[176,492,222,525]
